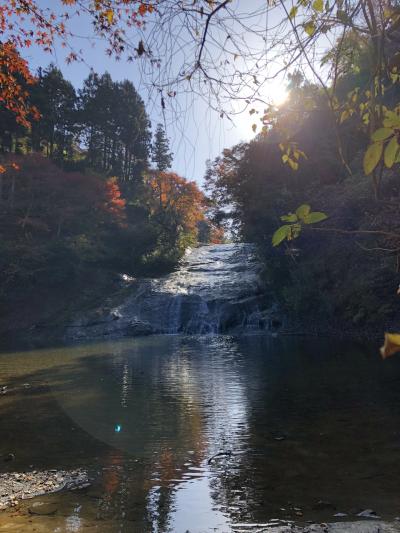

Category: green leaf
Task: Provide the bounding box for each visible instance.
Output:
[281,213,298,222]
[313,0,323,12]
[363,143,383,175]
[384,136,400,168]
[383,111,400,128]
[272,225,291,246]
[303,20,316,36]
[371,128,394,142]
[296,204,311,220]
[303,211,328,224]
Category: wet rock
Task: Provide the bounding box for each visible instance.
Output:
[65,244,271,340]
[356,509,380,519]
[125,319,153,336]
[28,501,58,515]
[313,501,336,511]
[3,453,15,462]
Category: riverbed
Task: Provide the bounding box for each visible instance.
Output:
[1,334,400,531]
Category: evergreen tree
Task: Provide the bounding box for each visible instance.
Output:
[79,72,151,183]
[151,123,173,171]
[30,65,78,160]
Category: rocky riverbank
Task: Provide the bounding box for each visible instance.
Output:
[0,469,89,510]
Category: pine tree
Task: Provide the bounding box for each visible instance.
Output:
[151,123,173,171]
[79,73,151,182]
[30,65,78,160]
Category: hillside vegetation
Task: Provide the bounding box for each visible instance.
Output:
[205,69,400,334]
[0,67,221,336]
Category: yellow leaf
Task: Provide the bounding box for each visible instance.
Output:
[384,136,400,168]
[303,20,316,36]
[105,9,114,24]
[340,110,349,123]
[313,0,323,12]
[363,143,383,175]
[381,333,400,359]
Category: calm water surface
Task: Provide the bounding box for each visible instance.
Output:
[1,334,400,532]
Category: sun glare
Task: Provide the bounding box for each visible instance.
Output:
[232,78,289,139]
[266,79,289,107]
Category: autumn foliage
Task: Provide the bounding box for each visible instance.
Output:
[149,171,206,238]
[0,0,152,125]
[0,43,40,127]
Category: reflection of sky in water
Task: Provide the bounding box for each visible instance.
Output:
[161,337,249,454]
[3,335,400,532]
[144,336,249,532]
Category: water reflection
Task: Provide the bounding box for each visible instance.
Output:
[1,335,400,532]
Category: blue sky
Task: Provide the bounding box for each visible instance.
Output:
[21,1,328,185]
[22,4,259,186]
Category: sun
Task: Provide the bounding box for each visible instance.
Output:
[231,80,289,139]
[265,79,289,107]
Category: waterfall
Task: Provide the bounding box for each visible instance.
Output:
[66,244,276,340]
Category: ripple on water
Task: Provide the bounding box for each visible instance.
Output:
[1,335,400,531]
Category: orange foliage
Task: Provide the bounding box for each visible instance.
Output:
[0,0,152,125]
[104,177,126,223]
[149,171,206,234]
[209,225,225,244]
[0,43,40,127]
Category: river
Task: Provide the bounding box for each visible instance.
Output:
[1,334,400,531]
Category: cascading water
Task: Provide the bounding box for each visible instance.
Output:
[67,244,277,340]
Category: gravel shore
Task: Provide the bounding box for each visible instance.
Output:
[0,469,89,510]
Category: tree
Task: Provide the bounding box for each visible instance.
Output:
[152,123,173,171]
[79,72,151,184]
[0,42,40,128]
[148,171,206,253]
[0,1,153,124]
[30,65,78,160]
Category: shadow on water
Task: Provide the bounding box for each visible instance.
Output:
[1,334,400,531]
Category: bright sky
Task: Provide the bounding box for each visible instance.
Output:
[21,2,301,185]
